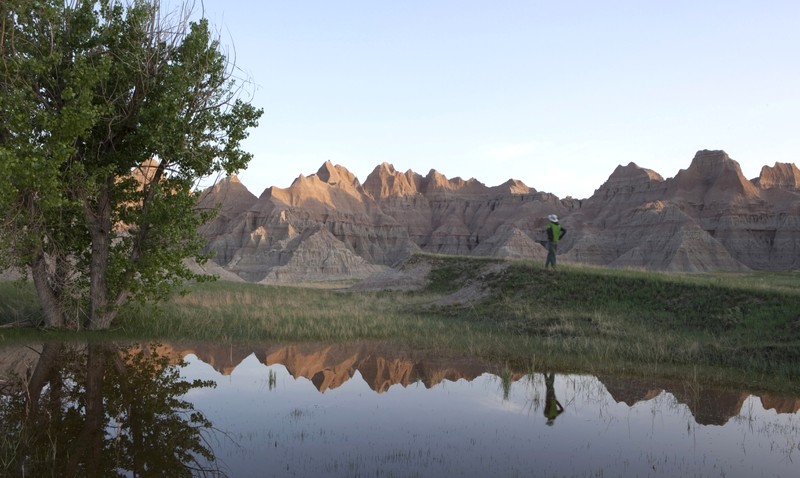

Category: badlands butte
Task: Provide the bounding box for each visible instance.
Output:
[196,150,800,283]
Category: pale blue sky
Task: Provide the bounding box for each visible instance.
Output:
[187,0,799,199]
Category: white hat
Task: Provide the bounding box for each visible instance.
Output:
[548,214,559,223]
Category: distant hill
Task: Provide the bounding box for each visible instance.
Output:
[195,150,800,281]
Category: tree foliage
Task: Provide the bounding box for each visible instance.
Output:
[0,0,262,328]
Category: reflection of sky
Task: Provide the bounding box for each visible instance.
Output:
[181,354,800,478]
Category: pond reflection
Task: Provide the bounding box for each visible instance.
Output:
[543,372,564,425]
[0,343,218,477]
[2,342,799,477]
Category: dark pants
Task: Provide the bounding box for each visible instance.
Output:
[545,241,558,268]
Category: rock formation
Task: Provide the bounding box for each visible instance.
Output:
[565,150,800,270]
[195,150,800,281]
[753,162,800,190]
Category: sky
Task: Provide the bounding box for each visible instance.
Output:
[180,0,799,199]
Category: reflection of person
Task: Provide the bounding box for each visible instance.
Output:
[544,372,564,426]
[545,214,566,269]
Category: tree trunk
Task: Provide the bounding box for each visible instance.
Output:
[64,344,106,476]
[24,343,64,417]
[30,253,65,328]
[20,343,66,469]
[87,227,113,329]
[86,183,114,330]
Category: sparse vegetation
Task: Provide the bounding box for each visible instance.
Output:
[1,254,799,393]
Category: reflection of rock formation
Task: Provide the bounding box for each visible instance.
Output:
[140,342,800,425]
[150,343,256,376]
[6,343,795,428]
[759,395,800,413]
[156,342,492,393]
[598,374,799,426]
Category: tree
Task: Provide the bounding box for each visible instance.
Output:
[0,0,262,329]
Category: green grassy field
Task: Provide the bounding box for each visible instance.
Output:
[2,255,799,393]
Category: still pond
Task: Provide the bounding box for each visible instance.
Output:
[1,342,798,477]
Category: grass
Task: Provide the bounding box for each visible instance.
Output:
[1,254,799,393]
[114,282,465,343]
[0,280,40,325]
[425,258,800,391]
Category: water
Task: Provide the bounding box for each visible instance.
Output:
[1,342,798,477]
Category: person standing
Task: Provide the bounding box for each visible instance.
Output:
[545,214,566,269]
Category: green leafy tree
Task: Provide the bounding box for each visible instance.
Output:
[0,0,261,329]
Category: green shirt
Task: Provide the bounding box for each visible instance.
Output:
[547,222,563,245]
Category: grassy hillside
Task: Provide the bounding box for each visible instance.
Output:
[419,256,800,382]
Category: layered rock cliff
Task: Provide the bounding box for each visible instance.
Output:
[564,150,799,270]
[196,150,800,280]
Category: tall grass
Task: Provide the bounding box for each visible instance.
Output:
[116,281,492,349]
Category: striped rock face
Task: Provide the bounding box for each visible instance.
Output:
[192,151,800,283]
